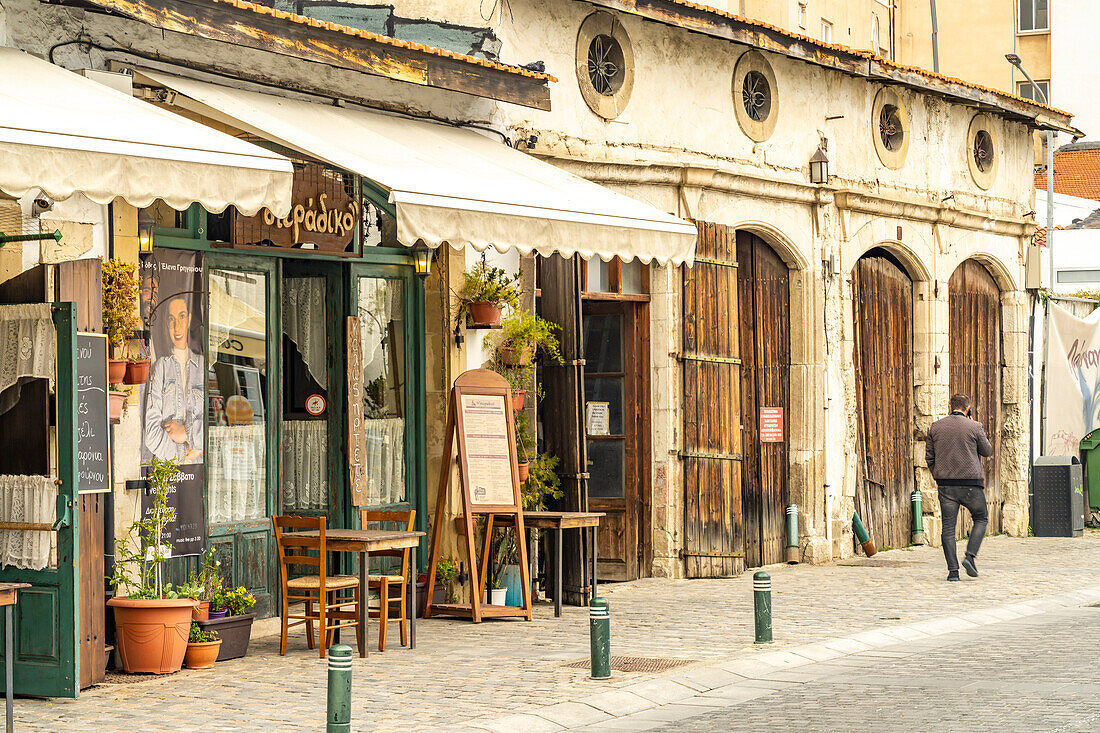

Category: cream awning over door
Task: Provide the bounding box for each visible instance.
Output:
[0,48,293,216]
[136,69,697,266]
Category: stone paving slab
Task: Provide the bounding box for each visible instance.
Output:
[13,532,1100,731]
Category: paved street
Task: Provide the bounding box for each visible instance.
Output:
[15,532,1100,732]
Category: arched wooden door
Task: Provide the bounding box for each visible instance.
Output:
[737,231,790,567]
[854,251,914,551]
[948,260,1002,535]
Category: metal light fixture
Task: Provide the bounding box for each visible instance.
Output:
[137,208,156,252]
[809,147,830,184]
[411,240,433,277]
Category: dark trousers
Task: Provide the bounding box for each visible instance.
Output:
[938,485,989,571]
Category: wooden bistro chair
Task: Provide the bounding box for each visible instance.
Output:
[360,509,416,652]
[272,515,362,658]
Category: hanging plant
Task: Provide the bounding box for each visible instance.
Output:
[456,260,521,327]
[492,311,562,366]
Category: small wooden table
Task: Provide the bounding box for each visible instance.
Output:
[284,529,423,658]
[0,583,29,733]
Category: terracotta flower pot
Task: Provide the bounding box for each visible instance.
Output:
[107,597,196,674]
[108,358,127,384]
[499,344,534,366]
[511,390,527,412]
[517,460,530,483]
[124,359,150,385]
[107,390,127,424]
[468,302,502,326]
[184,639,222,670]
[192,600,210,621]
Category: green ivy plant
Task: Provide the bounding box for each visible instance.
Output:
[107,457,180,599]
[101,258,141,353]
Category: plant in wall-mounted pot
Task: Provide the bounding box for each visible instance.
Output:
[494,364,534,413]
[107,456,198,674]
[101,258,141,381]
[493,311,562,367]
[457,260,520,327]
[514,411,536,483]
[107,389,127,424]
[123,344,150,385]
[184,622,221,670]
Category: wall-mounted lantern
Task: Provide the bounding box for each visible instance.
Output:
[137,209,156,252]
[412,240,433,277]
[810,147,830,185]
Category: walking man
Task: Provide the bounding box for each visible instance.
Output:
[925,394,993,581]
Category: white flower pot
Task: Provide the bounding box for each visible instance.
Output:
[485,587,507,606]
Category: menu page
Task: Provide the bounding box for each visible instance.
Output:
[460,394,515,506]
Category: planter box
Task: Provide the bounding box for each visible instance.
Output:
[415,581,447,618]
[195,612,256,661]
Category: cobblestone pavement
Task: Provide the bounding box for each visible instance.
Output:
[640,605,1100,733]
[16,532,1100,732]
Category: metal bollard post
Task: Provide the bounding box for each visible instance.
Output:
[911,489,926,545]
[785,504,800,564]
[327,644,353,733]
[753,571,773,644]
[852,511,877,557]
[589,597,611,680]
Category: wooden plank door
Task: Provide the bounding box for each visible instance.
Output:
[948,260,1002,535]
[854,253,914,552]
[583,301,641,581]
[682,222,744,577]
[736,232,790,568]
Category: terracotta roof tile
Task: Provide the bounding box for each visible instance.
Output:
[209,0,556,82]
[1034,148,1100,200]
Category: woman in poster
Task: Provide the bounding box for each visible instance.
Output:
[143,292,204,464]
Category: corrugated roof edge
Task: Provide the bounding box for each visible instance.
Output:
[617,0,1075,126]
[203,0,557,83]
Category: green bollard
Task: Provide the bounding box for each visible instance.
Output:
[785,504,799,564]
[852,511,877,557]
[911,489,926,545]
[327,644,353,733]
[753,571,773,644]
[589,597,611,680]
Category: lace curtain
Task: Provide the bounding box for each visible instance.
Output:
[282,420,328,510]
[283,277,327,389]
[207,424,266,524]
[364,417,405,506]
[0,304,55,415]
[0,475,55,570]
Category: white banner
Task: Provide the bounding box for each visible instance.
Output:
[1046,301,1100,455]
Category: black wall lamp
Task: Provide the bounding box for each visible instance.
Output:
[411,240,434,277]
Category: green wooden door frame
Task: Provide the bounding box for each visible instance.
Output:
[0,302,80,697]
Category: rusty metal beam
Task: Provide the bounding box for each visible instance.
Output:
[49,0,552,110]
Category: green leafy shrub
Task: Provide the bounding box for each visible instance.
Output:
[101,258,141,352]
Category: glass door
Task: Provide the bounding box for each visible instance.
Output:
[204,255,278,617]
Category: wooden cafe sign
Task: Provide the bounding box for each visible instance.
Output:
[231,162,361,254]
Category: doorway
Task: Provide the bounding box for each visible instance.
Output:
[854,249,915,551]
[736,231,791,568]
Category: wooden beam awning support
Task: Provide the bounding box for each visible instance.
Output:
[49,0,553,110]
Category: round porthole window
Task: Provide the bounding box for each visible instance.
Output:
[872,87,909,169]
[576,13,634,120]
[967,114,999,189]
[732,51,778,142]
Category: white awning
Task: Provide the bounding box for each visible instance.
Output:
[0,48,293,216]
[136,70,697,266]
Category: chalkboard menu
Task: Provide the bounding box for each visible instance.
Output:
[76,333,110,493]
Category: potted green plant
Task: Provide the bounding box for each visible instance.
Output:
[483,527,510,607]
[106,457,197,674]
[184,623,221,670]
[500,365,534,413]
[197,584,256,661]
[521,452,563,511]
[183,547,221,620]
[101,258,141,384]
[514,411,536,483]
[492,311,562,367]
[457,260,520,327]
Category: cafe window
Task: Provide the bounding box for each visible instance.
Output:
[583,256,648,295]
[357,276,406,506]
[206,268,268,525]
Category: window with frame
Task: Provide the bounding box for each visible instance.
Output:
[1017,80,1050,103]
[821,19,833,43]
[798,2,807,29]
[584,256,648,296]
[1018,0,1049,32]
[871,14,881,52]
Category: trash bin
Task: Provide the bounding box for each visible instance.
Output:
[1031,456,1085,537]
[1078,430,1100,512]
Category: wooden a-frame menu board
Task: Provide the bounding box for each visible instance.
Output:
[424,369,532,622]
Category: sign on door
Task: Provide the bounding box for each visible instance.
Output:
[759,407,784,443]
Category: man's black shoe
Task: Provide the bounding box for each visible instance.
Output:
[947,570,960,581]
[962,557,978,577]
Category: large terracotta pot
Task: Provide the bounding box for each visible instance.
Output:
[107,358,127,384]
[499,344,533,366]
[184,640,222,670]
[468,302,502,326]
[124,359,150,385]
[107,597,195,674]
[510,390,527,412]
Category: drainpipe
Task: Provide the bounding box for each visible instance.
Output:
[929,0,940,73]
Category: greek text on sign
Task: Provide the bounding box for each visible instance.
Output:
[586,401,610,436]
[759,407,784,443]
